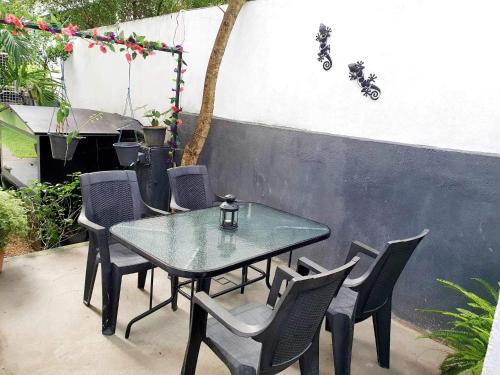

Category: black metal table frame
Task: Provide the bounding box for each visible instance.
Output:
[123,251,293,339]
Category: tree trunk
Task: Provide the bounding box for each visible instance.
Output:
[181,0,245,166]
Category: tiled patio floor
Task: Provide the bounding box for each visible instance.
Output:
[0,245,447,374]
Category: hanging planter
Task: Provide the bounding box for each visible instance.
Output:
[114,125,140,167]
[49,133,82,161]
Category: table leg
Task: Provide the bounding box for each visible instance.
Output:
[182,277,211,375]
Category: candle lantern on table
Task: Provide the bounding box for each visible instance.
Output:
[219,194,238,230]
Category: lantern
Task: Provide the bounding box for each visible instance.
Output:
[219,194,239,230]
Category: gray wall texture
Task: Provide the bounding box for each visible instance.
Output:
[180,113,500,330]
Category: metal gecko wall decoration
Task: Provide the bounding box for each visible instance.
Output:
[316,23,332,71]
[348,61,381,100]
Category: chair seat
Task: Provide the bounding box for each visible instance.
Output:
[98,242,153,274]
[328,286,358,319]
[205,303,273,375]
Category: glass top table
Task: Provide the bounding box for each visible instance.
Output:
[110,202,330,279]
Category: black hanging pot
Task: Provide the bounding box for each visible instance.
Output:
[114,142,140,167]
[48,133,81,161]
[114,124,140,167]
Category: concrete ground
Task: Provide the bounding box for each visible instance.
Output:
[0,245,447,375]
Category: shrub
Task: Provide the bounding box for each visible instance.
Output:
[16,173,83,250]
[0,190,28,251]
[422,278,499,375]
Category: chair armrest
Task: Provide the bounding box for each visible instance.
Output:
[194,292,262,338]
[144,204,169,217]
[345,241,380,263]
[266,266,302,307]
[78,213,106,234]
[297,257,329,276]
[169,198,190,213]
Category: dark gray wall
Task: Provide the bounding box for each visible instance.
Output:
[180,113,500,330]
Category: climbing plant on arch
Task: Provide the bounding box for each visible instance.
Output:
[0,12,186,159]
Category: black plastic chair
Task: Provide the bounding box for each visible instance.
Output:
[78,170,168,335]
[323,230,429,375]
[183,256,359,375]
[168,165,256,296]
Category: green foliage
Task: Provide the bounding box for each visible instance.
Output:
[16,173,83,250]
[422,278,499,375]
[0,190,28,251]
[19,0,227,29]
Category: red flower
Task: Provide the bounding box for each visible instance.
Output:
[125,53,132,63]
[92,28,97,38]
[38,20,48,31]
[177,118,183,126]
[88,43,95,48]
[62,23,77,37]
[99,45,107,54]
[5,15,23,29]
[134,45,144,54]
[63,42,74,53]
[126,41,133,48]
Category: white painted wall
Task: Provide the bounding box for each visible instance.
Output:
[483,295,500,375]
[65,0,500,155]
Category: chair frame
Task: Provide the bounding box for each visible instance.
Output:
[325,230,429,375]
[78,170,168,335]
[182,256,359,375]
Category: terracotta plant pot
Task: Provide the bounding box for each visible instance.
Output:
[0,251,4,273]
[142,126,167,147]
[114,142,140,167]
[49,133,81,161]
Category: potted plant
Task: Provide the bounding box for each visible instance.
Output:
[49,100,82,162]
[142,109,168,147]
[0,190,28,272]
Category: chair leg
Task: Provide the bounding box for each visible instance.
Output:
[171,275,179,311]
[240,266,248,294]
[137,270,147,289]
[108,268,122,336]
[329,313,354,375]
[373,299,392,368]
[299,328,320,375]
[83,248,99,306]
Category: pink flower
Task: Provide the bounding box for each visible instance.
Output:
[99,45,107,54]
[88,43,95,48]
[171,105,179,113]
[63,43,74,53]
[92,28,97,38]
[177,118,183,126]
[148,51,156,56]
[5,15,23,29]
[38,20,48,31]
[62,23,77,37]
[125,53,132,62]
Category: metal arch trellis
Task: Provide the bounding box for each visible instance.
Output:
[0,19,185,152]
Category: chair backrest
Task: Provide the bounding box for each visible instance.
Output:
[167,165,215,210]
[356,230,429,318]
[256,258,359,374]
[80,170,145,230]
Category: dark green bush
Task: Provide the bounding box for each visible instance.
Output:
[16,173,83,250]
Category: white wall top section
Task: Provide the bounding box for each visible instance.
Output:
[483,295,500,375]
[65,0,500,155]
